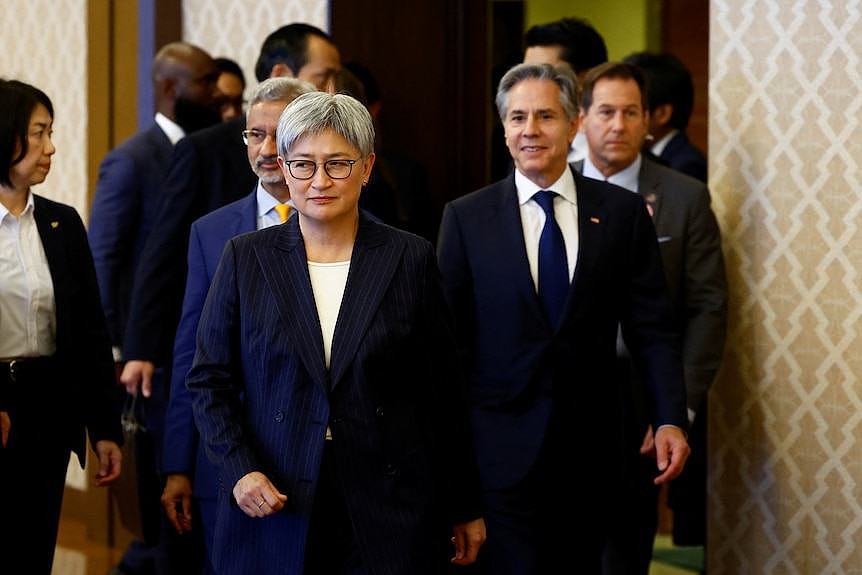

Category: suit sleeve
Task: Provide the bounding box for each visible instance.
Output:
[680,186,727,412]
[187,239,259,492]
[620,197,688,430]
[162,221,210,475]
[66,208,124,446]
[88,151,139,348]
[436,203,476,371]
[123,138,200,364]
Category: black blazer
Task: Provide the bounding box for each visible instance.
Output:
[188,214,481,574]
[123,116,256,363]
[34,195,122,462]
[437,168,687,490]
[659,131,707,183]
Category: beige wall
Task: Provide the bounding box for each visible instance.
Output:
[182,1,329,94]
[1,0,89,219]
[709,0,862,572]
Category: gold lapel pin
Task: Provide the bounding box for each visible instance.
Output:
[50,221,59,229]
[589,216,600,224]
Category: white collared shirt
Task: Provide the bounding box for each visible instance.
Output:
[650,129,679,157]
[582,154,642,194]
[0,193,56,358]
[255,182,293,230]
[154,113,185,145]
[567,132,588,163]
[515,168,579,292]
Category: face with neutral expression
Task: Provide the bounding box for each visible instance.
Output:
[245,100,289,197]
[297,36,341,90]
[10,103,55,190]
[217,72,244,121]
[277,129,374,226]
[579,76,649,178]
[503,78,578,188]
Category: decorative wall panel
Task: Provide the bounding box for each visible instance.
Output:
[709,1,862,572]
[0,0,88,218]
[182,1,329,91]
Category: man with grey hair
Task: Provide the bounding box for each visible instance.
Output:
[159,77,314,573]
[437,62,690,573]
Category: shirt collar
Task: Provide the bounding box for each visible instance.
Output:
[515,166,577,207]
[650,129,679,157]
[0,191,34,224]
[255,181,292,218]
[582,154,642,194]
[155,113,185,145]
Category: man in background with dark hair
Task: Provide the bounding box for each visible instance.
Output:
[214,57,246,121]
[523,17,608,163]
[624,52,707,183]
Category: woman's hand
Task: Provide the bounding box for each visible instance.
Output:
[233,471,288,518]
[94,440,122,486]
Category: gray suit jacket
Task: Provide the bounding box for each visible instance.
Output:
[576,157,727,411]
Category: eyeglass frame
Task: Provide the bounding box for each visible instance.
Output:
[241,129,275,146]
[278,157,361,180]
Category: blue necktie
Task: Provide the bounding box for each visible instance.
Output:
[533,190,569,327]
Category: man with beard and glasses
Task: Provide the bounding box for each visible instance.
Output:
[159,77,314,573]
[87,41,220,575]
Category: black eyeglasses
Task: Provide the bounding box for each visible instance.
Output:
[280,159,359,180]
[241,129,274,145]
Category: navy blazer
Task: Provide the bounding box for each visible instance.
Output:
[658,131,707,183]
[123,116,256,364]
[34,195,123,461]
[88,123,173,347]
[162,190,257,500]
[188,214,481,574]
[437,168,687,490]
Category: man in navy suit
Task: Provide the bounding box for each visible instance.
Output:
[88,42,220,360]
[437,63,690,574]
[624,52,708,183]
[119,23,340,398]
[159,77,314,572]
[576,62,727,574]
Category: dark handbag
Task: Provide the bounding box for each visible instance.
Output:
[110,393,161,543]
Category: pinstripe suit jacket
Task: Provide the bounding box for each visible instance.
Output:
[188,213,481,574]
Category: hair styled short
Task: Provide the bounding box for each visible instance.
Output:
[246,77,315,114]
[0,79,54,188]
[580,61,648,113]
[524,17,607,74]
[276,91,374,158]
[495,62,579,121]
[255,23,332,83]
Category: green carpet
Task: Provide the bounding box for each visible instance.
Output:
[650,535,703,574]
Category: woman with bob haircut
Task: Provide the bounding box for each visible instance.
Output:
[0,79,122,573]
[188,91,485,574]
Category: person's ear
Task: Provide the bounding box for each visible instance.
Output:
[269,63,294,78]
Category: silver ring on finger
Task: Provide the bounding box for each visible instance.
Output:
[257,499,265,509]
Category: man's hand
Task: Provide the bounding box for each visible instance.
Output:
[233,471,287,518]
[451,517,486,566]
[653,426,690,485]
[120,360,155,397]
[94,440,122,486]
[639,424,655,456]
[162,474,194,534]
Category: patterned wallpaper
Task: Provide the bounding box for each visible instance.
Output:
[709,1,862,572]
[182,1,329,91]
[0,0,88,218]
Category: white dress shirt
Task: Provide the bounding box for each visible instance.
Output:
[0,193,56,358]
[515,167,579,292]
[154,113,185,145]
[650,129,679,157]
[255,183,293,230]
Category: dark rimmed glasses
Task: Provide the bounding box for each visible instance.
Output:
[280,158,359,180]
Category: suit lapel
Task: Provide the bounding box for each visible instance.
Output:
[638,158,664,227]
[329,215,403,389]
[255,218,329,392]
[32,196,69,341]
[567,171,608,321]
[238,190,258,234]
[495,176,548,324]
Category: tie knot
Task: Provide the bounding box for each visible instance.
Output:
[274,203,291,223]
[533,190,557,215]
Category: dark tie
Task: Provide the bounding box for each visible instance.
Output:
[533,190,569,327]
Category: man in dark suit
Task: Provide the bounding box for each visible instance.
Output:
[576,61,727,574]
[624,52,708,183]
[437,63,690,574]
[88,42,220,362]
[158,77,313,572]
[119,23,339,397]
